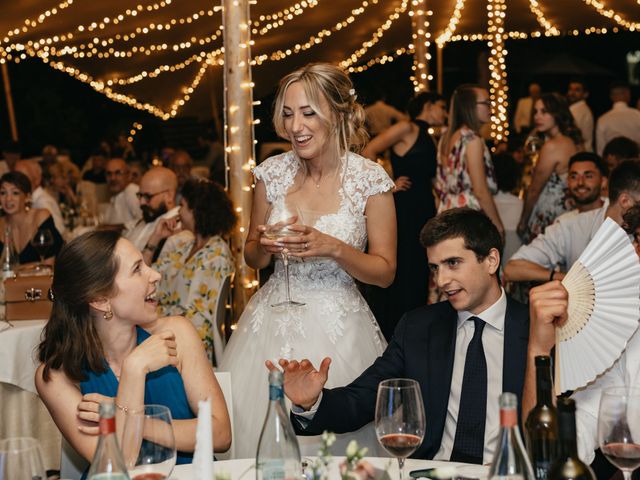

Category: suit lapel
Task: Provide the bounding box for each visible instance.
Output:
[502,297,529,410]
[425,304,458,456]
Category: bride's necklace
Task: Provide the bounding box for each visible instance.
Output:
[310,173,323,188]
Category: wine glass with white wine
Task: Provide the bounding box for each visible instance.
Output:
[264,198,305,308]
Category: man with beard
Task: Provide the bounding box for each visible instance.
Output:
[124,167,180,258]
[103,158,142,226]
[555,152,608,222]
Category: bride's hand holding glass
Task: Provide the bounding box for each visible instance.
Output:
[284,224,341,258]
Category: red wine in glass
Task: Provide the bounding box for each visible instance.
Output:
[379,433,423,458]
[602,443,640,471]
[132,473,166,480]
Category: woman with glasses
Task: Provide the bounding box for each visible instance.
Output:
[435,84,504,237]
[517,93,582,243]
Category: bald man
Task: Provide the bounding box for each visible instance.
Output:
[15,159,66,236]
[124,166,179,254]
[103,158,142,225]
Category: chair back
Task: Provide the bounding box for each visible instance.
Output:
[212,273,233,366]
[214,371,235,460]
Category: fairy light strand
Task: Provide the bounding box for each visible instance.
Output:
[487,0,509,142]
[409,0,432,92]
[580,0,639,30]
[528,0,560,36]
[435,0,466,46]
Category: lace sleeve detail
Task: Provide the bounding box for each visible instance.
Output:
[252,151,298,203]
[343,153,395,214]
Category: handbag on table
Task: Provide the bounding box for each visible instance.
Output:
[4,275,53,321]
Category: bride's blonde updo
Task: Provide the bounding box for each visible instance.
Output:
[272,63,368,158]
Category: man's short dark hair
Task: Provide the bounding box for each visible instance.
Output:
[420,208,503,261]
[602,137,639,162]
[623,204,640,235]
[407,92,445,120]
[609,159,640,203]
[493,152,523,193]
[569,152,608,177]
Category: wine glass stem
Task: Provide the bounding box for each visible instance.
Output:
[398,458,406,480]
[281,252,292,303]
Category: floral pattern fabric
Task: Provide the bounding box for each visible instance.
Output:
[521,171,571,244]
[435,126,498,212]
[153,231,234,362]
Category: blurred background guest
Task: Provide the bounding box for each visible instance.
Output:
[517,93,582,243]
[364,86,407,136]
[513,82,541,134]
[492,152,524,268]
[0,140,21,175]
[0,171,64,264]
[567,79,594,152]
[436,84,504,235]
[168,150,194,201]
[596,82,640,156]
[15,159,67,237]
[47,162,80,209]
[148,179,236,363]
[103,158,142,226]
[601,136,639,172]
[128,160,147,185]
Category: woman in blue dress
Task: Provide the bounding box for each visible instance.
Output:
[35,230,231,465]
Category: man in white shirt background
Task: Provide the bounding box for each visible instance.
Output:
[513,82,541,134]
[103,158,142,226]
[596,82,640,156]
[124,166,180,257]
[567,79,594,152]
[15,159,66,236]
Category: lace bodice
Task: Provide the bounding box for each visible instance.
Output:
[253,151,394,287]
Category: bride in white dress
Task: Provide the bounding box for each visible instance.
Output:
[219,63,397,458]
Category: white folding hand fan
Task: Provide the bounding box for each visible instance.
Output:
[557,217,640,394]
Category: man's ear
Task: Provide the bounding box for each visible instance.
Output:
[619,191,637,211]
[485,247,501,275]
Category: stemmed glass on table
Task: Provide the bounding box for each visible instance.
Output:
[121,405,177,480]
[264,199,305,308]
[30,228,54,272]
[375,378,426,480]
[0,437,47,480]
[598,386,640,480]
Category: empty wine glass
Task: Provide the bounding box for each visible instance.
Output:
[121,404,177,480]
[264,198,305,308]
[375,378,426,480]
[0,437,47,480]
[30,229,54,272]
[598,386,640,480]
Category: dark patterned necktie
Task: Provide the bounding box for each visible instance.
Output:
[450,316,487,465]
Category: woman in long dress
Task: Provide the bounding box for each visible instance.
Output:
[219,63,396,457]
[435,85,504,236]
[517,93,581,243]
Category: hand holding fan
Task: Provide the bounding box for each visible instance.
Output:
[557,218,640,394]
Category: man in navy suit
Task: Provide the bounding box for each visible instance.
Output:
[267,208,529,464]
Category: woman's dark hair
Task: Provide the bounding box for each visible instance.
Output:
[420,207,503,261]
[181,179,237,237]
[538,93,583,146]
[407,92,444,121]
[493,152,523,193]
[38,230,121,382]
[0,171,32,195]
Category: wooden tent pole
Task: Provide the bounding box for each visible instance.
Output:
[436,45,443,94]
[222,0,258,323]
[1,63,18,141]
[410,0,431,92]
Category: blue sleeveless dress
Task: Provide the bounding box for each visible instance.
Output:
[80,326,195,465]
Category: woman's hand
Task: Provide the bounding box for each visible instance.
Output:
[123,330,178,377]
[76,393,113,434]
[281,224,343,259]
[150,216,181,245]
[256,215,300,255]
[394,176,412,192]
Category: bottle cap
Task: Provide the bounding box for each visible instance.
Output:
[557,397,576,413]
[499,392,518,426]
[268,369,284,385]
[535,355,551,367]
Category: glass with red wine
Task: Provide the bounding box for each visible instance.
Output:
[121,405,177,480]
[375,378,426,480]
[598,387,640,480]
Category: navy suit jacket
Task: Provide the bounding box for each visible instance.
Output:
[293,296,529,460]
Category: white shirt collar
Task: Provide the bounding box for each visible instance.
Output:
[457,287,506,332]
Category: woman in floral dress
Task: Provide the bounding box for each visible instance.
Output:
[150,178,236,362]
[517,93,582,243]
[435,84,504,235]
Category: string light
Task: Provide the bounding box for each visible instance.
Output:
[528,0,560,36]
[127,122,143,143]
[252,0,321,36]
[339,0,407,69]
[487,0,509,143]
[409,0,432,92]
[436,0,466,47]
[346,46,413,73]
[580,0,639,30]
[2,0,76,43]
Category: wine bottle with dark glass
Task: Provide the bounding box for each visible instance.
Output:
[548,398,596,480]
[526,355,559,480]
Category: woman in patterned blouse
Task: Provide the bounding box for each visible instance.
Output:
[150,178,236,362]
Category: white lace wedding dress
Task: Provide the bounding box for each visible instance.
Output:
[219,151,393,458]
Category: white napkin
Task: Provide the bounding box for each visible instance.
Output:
[192,398,214,480]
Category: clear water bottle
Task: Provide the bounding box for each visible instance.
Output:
[87,402,130,480]
[489,392,535,480]
[1,225,18,280]
[256,370,302,480]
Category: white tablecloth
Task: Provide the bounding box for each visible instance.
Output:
[0,319,47,393]
[172,457,489,479]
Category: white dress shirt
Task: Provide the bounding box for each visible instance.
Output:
[513,97,534,133]
[124,206,180,251]
[434,289,507,465]
[364,101,407,135]
[31,186,66,236]
[494,192,524,268]
[596,101,640,155]
[104,183,142,225]
[570,100,594,152]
